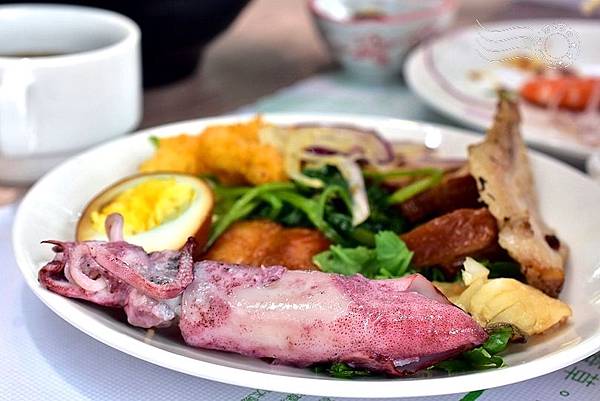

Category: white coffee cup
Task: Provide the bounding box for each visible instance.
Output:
[0,4,141,184]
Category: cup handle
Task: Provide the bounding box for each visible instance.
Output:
[0,61,36,156]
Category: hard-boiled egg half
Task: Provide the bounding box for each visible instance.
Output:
[76,173,213,252]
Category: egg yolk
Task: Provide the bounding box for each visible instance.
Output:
[90,178,196,236]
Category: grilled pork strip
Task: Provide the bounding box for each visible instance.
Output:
[468,96,567,297]
[400,208,499,274]
[399,172,483,224]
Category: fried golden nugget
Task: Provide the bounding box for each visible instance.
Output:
[140,118,287,186]
[468,96,567,297]
[400,208,499,274]
[204,220,331,270]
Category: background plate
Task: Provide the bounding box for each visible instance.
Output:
[404,19,600,162]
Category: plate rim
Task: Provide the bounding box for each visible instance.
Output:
[13,113,600,398]
[404,18,600,161]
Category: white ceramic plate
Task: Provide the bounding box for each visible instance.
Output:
[404,19,600,162]
[13,114,600,398]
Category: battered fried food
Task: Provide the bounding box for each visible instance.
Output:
[140,117,287,185]
[468,96,567,297]
[204,219,331,270]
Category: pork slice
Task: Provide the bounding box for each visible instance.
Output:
[468,96,567,296]
[399,172,483,224]
[400,208,499,274]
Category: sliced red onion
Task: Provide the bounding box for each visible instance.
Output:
[258,124,392,225]
[303,153,369,226]
[259,124,394,167]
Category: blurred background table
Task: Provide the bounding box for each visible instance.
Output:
[141,0,590,128]
[0,0,592,205]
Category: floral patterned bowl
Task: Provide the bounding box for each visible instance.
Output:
[309,0,458,81]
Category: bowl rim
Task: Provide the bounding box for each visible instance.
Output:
[308,0,458,25]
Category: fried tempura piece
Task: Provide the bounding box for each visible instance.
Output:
[139,134,204,175]
[204,220,331,270]
[468,97,567,297]
[399,171,483,224]
[400,208,499,274]
[140,117,287,185]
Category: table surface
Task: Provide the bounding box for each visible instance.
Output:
[140,0,589,128]
[3,2,600,400]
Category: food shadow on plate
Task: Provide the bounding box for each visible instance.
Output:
[20,285,254,401]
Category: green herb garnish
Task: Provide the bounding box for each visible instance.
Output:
[313,363,371,379]
[149,135,160,148]
[207,165,413,248]
[432,326,513,373]
[363,167,443,204]
[207,182,295,246]
[479,259,524,280]
[313,231,414,279]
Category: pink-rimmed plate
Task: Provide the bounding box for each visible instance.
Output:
[405,19,600,162]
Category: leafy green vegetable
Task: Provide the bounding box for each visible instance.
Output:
[363,167,443,205]
[316,328,513,379]
[479,259,524,280]
[420,267,449,282]
[313,231,414,279]
[374,231,413,278]
[269,204,311,227]
[482,326,514,354]
[207,165,445,248]
[302,165,350,193]
[388,173,443,204]
[314,245,373,276]
[274,189,346,243]
[315,363,371,379]
[208,166,396,247]
[207,182,295,246]
[433,359,472,373]
[149,135,160,148]
[432,326,513,373]
[358,183,407,239]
